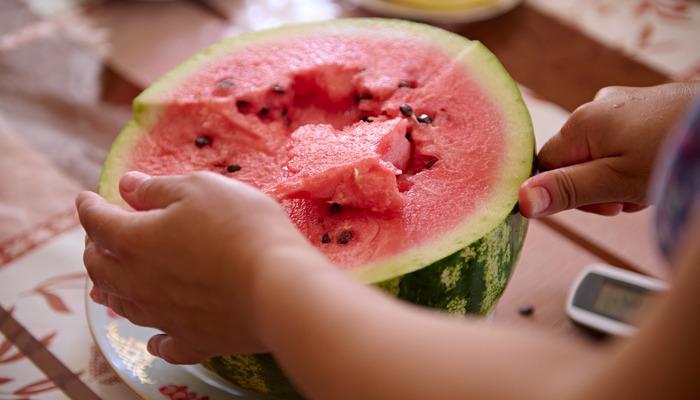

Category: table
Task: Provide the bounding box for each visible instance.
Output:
[1,0,698,398]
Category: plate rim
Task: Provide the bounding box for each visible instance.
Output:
[85,281,150,400]
[85,281,270,399]
[351,0,522,24]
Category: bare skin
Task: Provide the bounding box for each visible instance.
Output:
[77,82,700,399]
[519,82,700,217]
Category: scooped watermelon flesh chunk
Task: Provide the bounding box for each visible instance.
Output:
[274,118,410,212]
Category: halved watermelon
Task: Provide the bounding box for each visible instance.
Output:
[99,18,534,398]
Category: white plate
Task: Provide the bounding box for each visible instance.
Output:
[87,284,495,399]
[352,0,522,24]
[85,282,269,399]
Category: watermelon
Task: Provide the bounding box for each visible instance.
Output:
[99,19,534,398]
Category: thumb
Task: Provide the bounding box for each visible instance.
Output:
[147,334,210,365]
[119,172,184,211]
[519,158,633,218]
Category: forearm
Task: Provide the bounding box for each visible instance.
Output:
[252,248,602,400]
[574,212,700,400]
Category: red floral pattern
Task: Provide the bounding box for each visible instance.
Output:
[160,384,210,400]
[0,209,78,269]
[0,306,56,366]
[0,376,63,399]
[10,376,60,397]
[88,345,121,385]
[0,331,56,365]
[532,0,700,79]
[22,272,87,314]
[634,0,691,20]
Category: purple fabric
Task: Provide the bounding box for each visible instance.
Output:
[651,95,700,260]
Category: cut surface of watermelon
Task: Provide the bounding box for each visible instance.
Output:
[101,19,533,286]
[100,18,534,398]
[273,118,410,213]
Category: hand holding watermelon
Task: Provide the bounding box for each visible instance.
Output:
[519,82,700,218]
[79,171,326,364]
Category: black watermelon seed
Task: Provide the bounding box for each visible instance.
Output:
[399,104,413,117]
[355,94,372,103]
[236,100,250,111]
[321,233,331,244]
[329,202,342,214]
[405,132,412,142]
[398,80,411,88]
[425,159,437,169]
[226,164,241,173]
[258,107,270,117]
[511,202,520,215]
[271,84,285,94]
[337,230,353,245]
[518,304,535,316]
[361,116,373,123]
[417,114,433,124]
[195,135,212,148]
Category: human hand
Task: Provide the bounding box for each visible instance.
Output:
[77,171,317,364]
[519,82,700,218]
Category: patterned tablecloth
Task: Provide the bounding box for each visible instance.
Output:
[0,0,698,398]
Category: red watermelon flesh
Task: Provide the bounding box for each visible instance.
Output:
[273,118,410,213]
[126,33,506,271]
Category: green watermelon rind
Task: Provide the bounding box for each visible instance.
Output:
[204,211,527,398]
[99,18,534,287]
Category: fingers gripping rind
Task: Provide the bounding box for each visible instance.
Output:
[538,106,594,171]
[119,172,186,211]
[521,158,630,217]
[83,241,135,298]
[91,286,154,327]
[76,191,135,256]
[105,293,153,327]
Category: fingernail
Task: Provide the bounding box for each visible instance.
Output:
[525,186,551,216]
[90,287,104,304]
[120,171,150,193]
[147,334,165,357]
[75,191,91,208]
[147,338,158,356]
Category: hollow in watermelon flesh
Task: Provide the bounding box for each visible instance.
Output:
[99,19,534,399]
